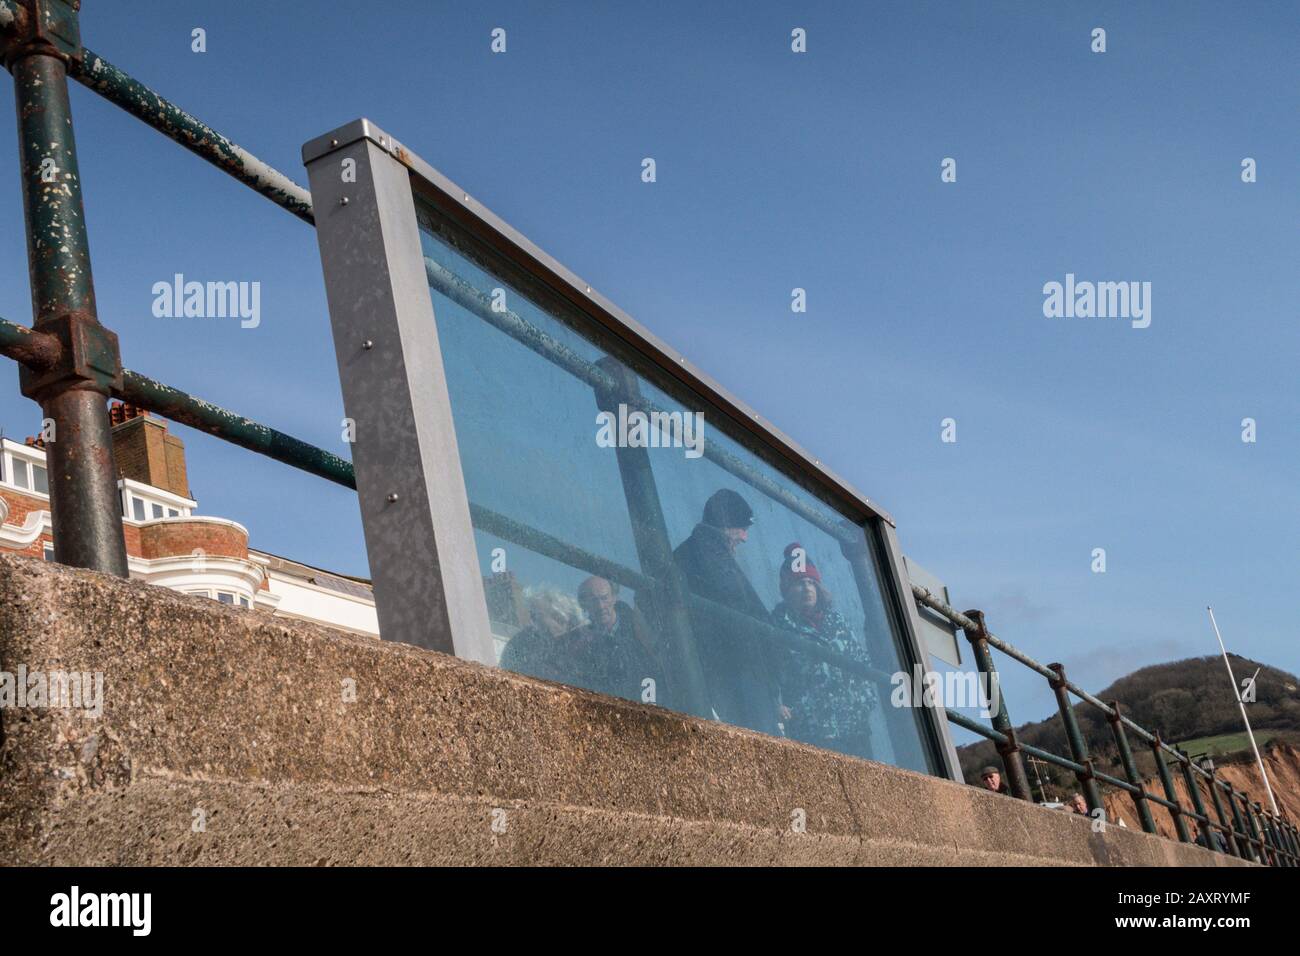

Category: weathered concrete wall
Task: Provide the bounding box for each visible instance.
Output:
[0,554,1248,866]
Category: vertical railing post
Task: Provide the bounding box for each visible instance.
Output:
[1151,735,1192,844]
[1203,765,1242,858]
[1238,792,1266,863]
[592,359,709,717]
[1250,801,1277,867]
[1285,821,1300,863]
[1047,663,1102,813]
[1265,812,1292,866]
[1106,702,1156,833]
[1285,821,1300,861]
[1176,748,1218,853]
[1224,783,1256,863]
[3,0,128,575]
[959,610,1031,801]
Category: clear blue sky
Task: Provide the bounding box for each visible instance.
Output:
[0,2,1293,733]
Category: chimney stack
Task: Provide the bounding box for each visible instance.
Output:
[108,401,191,499]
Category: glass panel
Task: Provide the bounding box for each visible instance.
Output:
[416,202,937,775]
[150,503,164,520]
[131,498,146,521]
[11,459,29,490]
[166,508,179,518]
[216,592,235,605]
[43,543,54,562]
[32,464,48,495]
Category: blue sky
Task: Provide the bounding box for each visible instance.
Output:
[0,2,1294,734]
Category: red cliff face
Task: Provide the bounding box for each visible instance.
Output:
[1103,742,1300,841]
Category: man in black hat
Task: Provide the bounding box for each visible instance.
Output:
[673,489,783,735]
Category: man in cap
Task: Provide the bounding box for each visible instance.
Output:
[979,766,1010,795]
[673,488,782,735]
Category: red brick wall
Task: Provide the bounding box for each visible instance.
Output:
[136,520,247,560]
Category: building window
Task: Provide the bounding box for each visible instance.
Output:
[237,595,252,609]
[131,498,146,521]
[3,455,49,495]
[166,507,179,518]
[216,591,235,605]
[43,542,54,562]
[150,502,164,520]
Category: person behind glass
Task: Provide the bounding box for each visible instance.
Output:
[979,765,1010,796]
[499,586,584,682]
[574,576,663,704]
[772,542,878,758]
[500,578,659,704]
[672,488,783,735]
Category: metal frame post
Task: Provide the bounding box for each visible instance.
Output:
[591,358,709,716]
[962,610,1030,800]
[303,129,494,661]
[3,0,127,575]
[1106,701,1156,833]
[1047,663,1102,813]
[845,523,962,779]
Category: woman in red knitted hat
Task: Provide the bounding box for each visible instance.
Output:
[772,542,878,758]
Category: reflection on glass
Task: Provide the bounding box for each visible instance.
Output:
[418,202,936,775]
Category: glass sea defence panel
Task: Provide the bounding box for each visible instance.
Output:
[414,199,940,776]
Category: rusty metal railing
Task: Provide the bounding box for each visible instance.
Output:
[911,584,1300,866]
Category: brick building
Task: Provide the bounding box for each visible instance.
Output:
[0,402,378,636]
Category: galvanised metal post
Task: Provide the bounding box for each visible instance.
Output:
[2,0,128,575]
[961,610,1031,801]
[1106,701,1156,834]
[1175,748,1218,853]
[1203,765,1242,858]
[1150,735,1192,844]
[1047,663,1102,813]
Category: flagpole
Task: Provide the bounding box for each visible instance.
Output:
[1207,606,1279,815]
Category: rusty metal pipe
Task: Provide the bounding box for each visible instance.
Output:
[10,47,127,576]
[69,46,314,225]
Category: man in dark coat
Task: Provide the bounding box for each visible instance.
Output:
[672,489,783,735]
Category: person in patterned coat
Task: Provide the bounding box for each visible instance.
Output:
[771,542,878,759]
